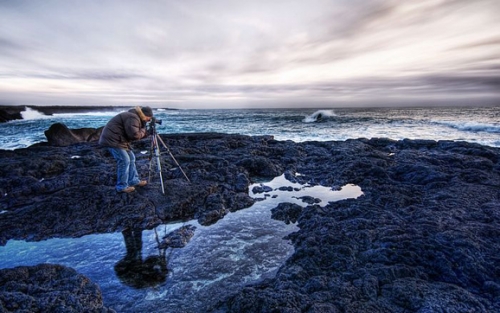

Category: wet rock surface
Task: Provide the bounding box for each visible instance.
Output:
[0,263,114,312]
[1,132,500,312]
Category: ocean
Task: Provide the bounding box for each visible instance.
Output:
[1,106,499,150]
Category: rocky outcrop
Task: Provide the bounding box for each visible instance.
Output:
[44,122,104,146]
[0,264,114,312]
[1,133,500,312]
[0,106,23,123]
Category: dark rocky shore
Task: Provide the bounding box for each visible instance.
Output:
[0,105,129,123]
[0,106,23,123]
[0,105,177,123]
[1,130,499,312]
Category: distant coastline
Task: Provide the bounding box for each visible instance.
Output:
[0,105,177,123]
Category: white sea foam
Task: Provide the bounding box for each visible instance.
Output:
[20,107,47,120]
[52,111,118,118]
[434,120,500,134]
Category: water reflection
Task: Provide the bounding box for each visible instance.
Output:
[114,229,168,289]
[250,173,364,208]
[0,205,297,312]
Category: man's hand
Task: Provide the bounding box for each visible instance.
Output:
[146,123,154,137]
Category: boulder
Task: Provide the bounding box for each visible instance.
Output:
[44,122,104,146]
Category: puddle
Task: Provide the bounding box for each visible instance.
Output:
[250,173,364,207]
[0,173,363,312]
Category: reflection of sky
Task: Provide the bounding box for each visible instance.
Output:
[0,0,499,108]
[250,173,364,207]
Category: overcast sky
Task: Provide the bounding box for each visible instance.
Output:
[1,0,499,109]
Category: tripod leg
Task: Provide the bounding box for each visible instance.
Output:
[154,137,166,194]
[148,150,153,183]
[156,146,165,194]
[150,134,166,194]
[156,135,191,183]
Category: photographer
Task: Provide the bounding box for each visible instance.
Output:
[99,106,154,193]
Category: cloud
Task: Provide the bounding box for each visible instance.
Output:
[0,0,499,108]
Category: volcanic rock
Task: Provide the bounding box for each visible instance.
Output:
[217,138,500,313]
[0,263,114,312]
[1,131,500,312]
[270,202,303,224]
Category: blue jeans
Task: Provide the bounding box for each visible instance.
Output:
[108,148,141,191]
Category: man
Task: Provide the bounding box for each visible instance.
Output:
[99,106,153,193]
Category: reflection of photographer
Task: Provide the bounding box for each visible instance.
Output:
[114,228,168,289]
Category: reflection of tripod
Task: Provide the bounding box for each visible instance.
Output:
[114,228,168,289]
[148,117,190,194]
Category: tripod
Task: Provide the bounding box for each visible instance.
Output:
[148,118,190,194]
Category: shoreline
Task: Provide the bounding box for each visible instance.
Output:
[0,105,178,123]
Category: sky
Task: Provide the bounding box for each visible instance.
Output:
[0,0,499,109]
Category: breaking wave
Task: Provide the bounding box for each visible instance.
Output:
[20,107,48,120]
[303,109,336,123]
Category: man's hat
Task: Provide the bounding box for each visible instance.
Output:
[142,106,153,117]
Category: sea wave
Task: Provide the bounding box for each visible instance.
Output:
[20,107,127,120]
[2,107,500,150]
[434,120,500,134]
[302,110,337,123]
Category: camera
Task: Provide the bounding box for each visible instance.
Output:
[151,117,162,125]
[147,117,163,136]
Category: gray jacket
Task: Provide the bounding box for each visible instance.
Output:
[99,109,147,149]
